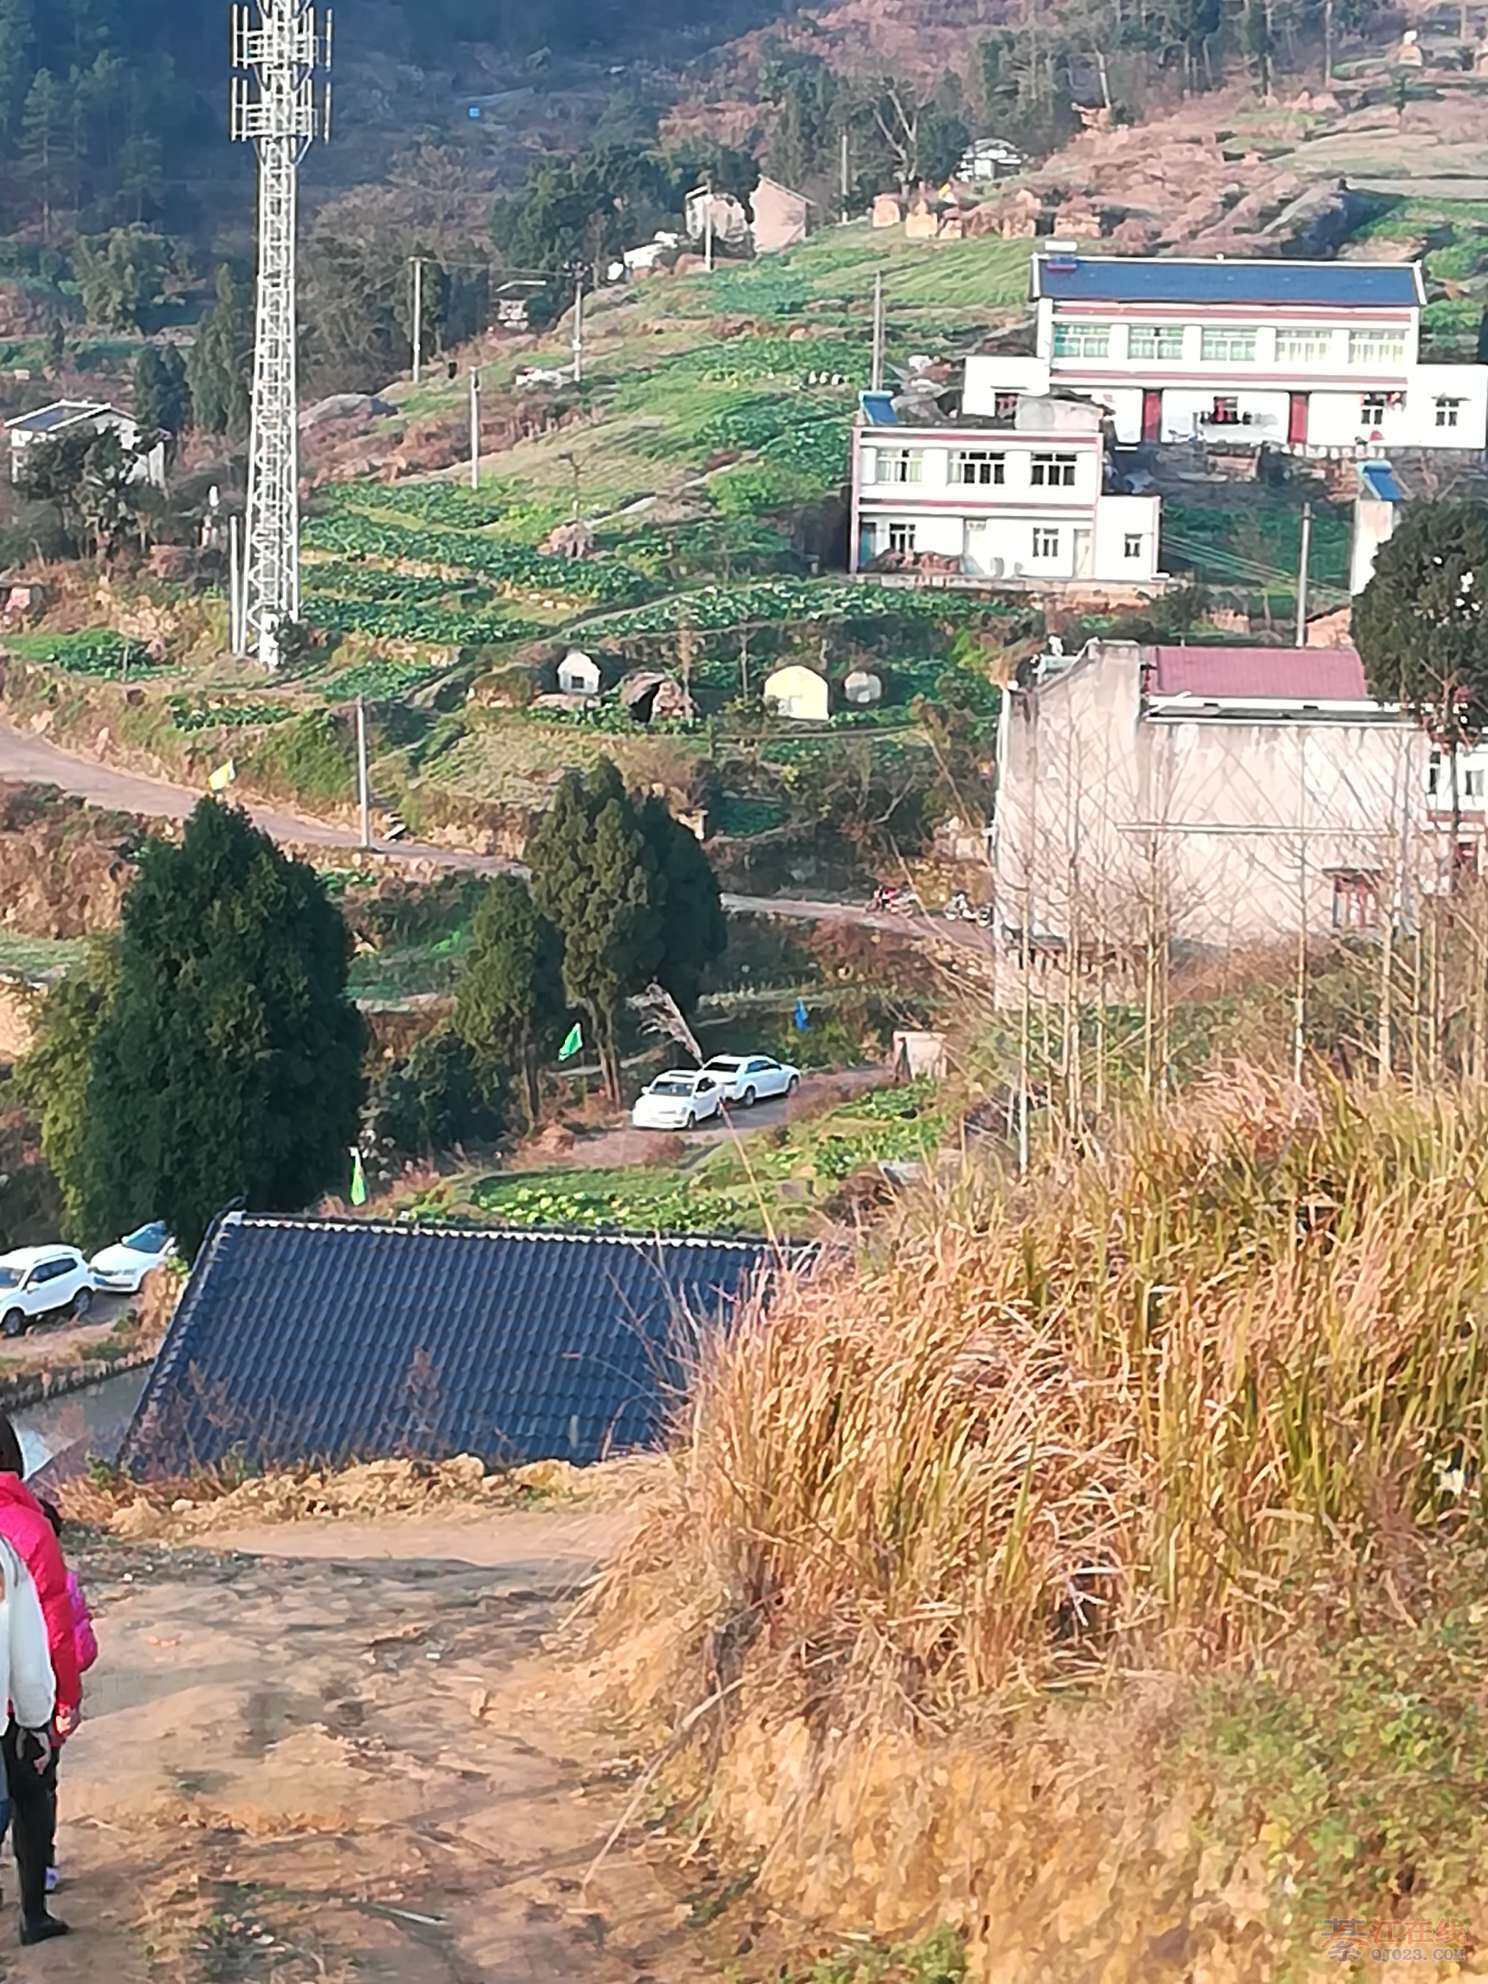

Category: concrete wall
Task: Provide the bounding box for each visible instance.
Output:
[992,642,1432,949]
[962,356,1052,413]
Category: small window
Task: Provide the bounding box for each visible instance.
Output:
[1275,329,1334,364]
[1436,397,1464,430]
[1200,328,1256,363]
[1032,525,1061,560]
[1127,323,1185,361]
[1052,321,1111,360]
[1123,532,1143,560]
[1349,328,1407,367]
[1208,395,1240,425]
[1331,871,1381,931]
[993,391,1020,420]
[886,520,917,554]
[871,448,922,485]
[1030,451,1078,488]
[1360,392,1388,427]
[1466,768,1485,799]
[950,449,1006,486]
[1428,750,1442,796]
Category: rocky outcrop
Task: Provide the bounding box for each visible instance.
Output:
[0,782,140,938]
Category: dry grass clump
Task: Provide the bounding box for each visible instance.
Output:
[596,1065,1488,1723]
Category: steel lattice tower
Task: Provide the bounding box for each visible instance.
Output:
[231,1,331,669]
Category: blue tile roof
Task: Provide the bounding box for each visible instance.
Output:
[119,1215,809,1478]
[1034,256,1422,309]
[1360,461,1406,503]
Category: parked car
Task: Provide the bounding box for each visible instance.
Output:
[0,1246,96,1337]
[700,1054,801,1107]
[631,1069,725,1131]
[89,1220,175,1296]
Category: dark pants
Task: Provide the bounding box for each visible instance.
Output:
[1,1723,56,1925]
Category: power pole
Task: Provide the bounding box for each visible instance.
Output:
[411,256,423,385]
[840,127,850,223]
[231,0,331,671]
[355,695,371,849]
[871,272,885,391]
[704,179,714,273]
[572,264,585,384]
[228,513,243,654]
[1295,501,1313,645]
[469,366,481,490]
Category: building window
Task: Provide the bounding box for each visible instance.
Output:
[871,448,922,485]
[1052,321,1112,359]
[886,521,917,554]
[1123,532,1144,560]
[1127,323,1185,361]
[1331,871,1382,931]
[1032,525,1061,560]
[993,391,1020,420]
[1030,451,1078,488]
[1349,328,1407,367]
[1200,327,1257,363]
[1361,392,1388,427]
[1467,767,1485,800]
[1436,397,1464,429]
[950,449,1006,486]
[1209,394,1240,425]
[1275,328,1334,364]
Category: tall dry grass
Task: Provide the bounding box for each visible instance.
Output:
[596,1068,1488,1726]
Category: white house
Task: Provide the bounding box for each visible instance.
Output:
[557,649,602,695]
[954,137,1024,183]
[6,400,167,487]
[850,390,1162,589]
[964,252,1488,456]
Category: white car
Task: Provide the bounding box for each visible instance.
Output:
[0,1247,96,1337]
[701,1054,801,1107]
[89,1220,175,1296]
[631,1070,725,1132]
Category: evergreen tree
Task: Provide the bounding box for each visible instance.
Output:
[74,225,167,330]
[0,0,35,147]
[525,761,664,1103]
[638,796,727,1015]
[188,264,253,439]
[1354,500,1488,850]
[20,69,75,243]
[452,875,565,1129]
[14,942,118,1236]
[133,342,191,446]
[80,800,364,1252]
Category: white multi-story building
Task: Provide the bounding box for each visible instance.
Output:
[849,392,1162,589]
[965,252,1488,457]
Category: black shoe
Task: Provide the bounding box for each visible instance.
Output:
[19,1910,69,1944]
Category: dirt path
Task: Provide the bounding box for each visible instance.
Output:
[0,718,992,951]
[39,1508,750,1984]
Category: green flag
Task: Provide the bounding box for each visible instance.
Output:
[349,1146,367,1206]
[558,1021,583,1062]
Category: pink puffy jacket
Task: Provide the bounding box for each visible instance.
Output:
[66,1571,97,1676]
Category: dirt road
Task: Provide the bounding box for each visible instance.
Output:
[0,718,990,948]
[47,1506,755,1983]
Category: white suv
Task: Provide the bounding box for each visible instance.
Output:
[0,1247,96,1337]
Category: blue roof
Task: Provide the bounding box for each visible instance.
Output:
[859,391,898,425]
[1360,461,1406,503]
[1034,256,1421,309]
[119,1215,808,1478]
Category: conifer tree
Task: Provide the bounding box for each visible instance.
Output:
[188,264,253,439]
[638,794,727,1015]
[452,875,565,1129]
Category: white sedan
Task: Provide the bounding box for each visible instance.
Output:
[89,1220,175,1295]
[701,1054,801,1107]
[631,1070,725,1132]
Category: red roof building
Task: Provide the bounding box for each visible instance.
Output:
[1146,644,1369,703]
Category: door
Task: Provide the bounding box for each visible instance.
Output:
[1072,527,1093,579]
[1141,389,1162,444]
[751,1058,787,1099]
[1288,391,1309,447]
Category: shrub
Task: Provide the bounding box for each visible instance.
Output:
[368,1028,504,1156]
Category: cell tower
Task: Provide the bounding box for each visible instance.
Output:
[230,1,331,669]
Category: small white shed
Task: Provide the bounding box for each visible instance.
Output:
[558,649,602,695]
[763,664,831,722]
[843,668,883,707]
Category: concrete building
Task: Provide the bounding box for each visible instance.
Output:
[850,390,1162,589]
[6,400,167,487]
[750,177,814,255]
[965,253,1488,456]
[685,187,749,248]
[557,649,601,695]
[991,640,1438,955]
[1350,460,1405,593]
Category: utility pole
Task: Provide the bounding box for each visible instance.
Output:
[571,264,585,385]
[411,256,423,385]
[870,272,885,391]
[231,0,331,670]
[704,178,714,273]
[228,514,243,654]
[840,127,850,224]
[469,367,481,490]
[1295,501,1313,645]
[355,695,371,849]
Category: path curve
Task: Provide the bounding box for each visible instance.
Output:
[0,718,991,947]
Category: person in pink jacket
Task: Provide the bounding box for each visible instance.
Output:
[37,1501,95,1901]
